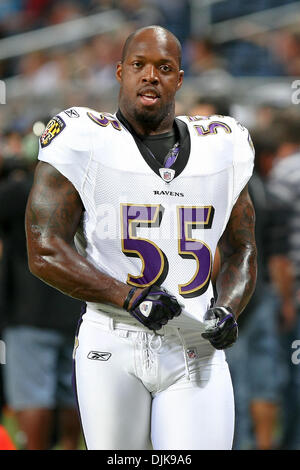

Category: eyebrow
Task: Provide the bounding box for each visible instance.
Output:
[129,54,177,65]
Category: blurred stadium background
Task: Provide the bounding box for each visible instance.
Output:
[1,0,300,450]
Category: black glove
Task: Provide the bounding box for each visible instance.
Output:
[124,285,182,331]
[201,306,238,350]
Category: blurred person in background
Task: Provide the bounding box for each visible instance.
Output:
[271,29,300,77]
[188,95,231,118]
[255,103,282,132]
[87,33,124,93]
[266,114,300,450]
[0,128,82,450]
[150,0,191,44]
[118,0,164,28]
[46,0,83,26]
[185,36,234,97]
[86,0,116,15]
[186,36,229,78]
[226,130,286,450]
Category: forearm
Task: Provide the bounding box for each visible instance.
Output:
[25,162,138,308]
[28,235,133,307]
[215,244,257,317]
[215,185,257,318]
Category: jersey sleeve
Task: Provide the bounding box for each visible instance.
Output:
[232,120,255,204]
[37,108,91,195]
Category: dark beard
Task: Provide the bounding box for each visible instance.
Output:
[133,103,173,132]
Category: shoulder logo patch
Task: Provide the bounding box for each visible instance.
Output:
[40,116,66,148]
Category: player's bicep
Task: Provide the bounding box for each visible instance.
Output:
[218,185,256,260]
[25,161,83,246]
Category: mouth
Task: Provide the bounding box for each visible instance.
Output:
[138,89,160,106]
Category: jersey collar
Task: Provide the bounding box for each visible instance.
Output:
[116,109,190,182]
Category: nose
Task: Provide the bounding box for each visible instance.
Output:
[142,64,159,84]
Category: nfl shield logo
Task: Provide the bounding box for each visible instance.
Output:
[159,168,175,182]
[187,348,197,359]
[139,301,153,317]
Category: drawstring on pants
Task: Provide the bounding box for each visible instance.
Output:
[135,329,191,381]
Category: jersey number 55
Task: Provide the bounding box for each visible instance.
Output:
[121,204,215,298]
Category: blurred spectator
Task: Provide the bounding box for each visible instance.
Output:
[18,50,70,96]
[251,128,279,181]
[47,1,83,26]
[118,0,164,28]
[272,29,300,76]
[255,104,282,132]
[266,115,300,449]
[186,36,229,77]
[185,36,234,97]
[222,39,286,77]
[87,33,123,92]
[150,0,191,44]
[226,168,283,450]
[188,95,231,117]
[0,141,82,450]
[0,0,24,36]
[86,0,116,14]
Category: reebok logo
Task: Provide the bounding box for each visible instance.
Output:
[87,351,112,361]
[64,108,80,118]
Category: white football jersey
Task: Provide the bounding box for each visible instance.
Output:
[38,107,254,331]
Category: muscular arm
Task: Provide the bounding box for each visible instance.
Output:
[215,185,257,318]
[25,162,135,307]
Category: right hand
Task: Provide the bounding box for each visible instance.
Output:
[126,285,182,331]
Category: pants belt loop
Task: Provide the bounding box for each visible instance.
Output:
[109,317,115,331]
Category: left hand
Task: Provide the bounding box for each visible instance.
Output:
[201,306,238,350]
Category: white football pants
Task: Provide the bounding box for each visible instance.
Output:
[73,310,235,450]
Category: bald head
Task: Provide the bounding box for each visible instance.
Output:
[121,26,182,68]
[116,25,184,135]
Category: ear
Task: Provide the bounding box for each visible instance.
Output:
[116,61,122,83]
[177,70,184,90]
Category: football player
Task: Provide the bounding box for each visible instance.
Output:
[25,26,257,450]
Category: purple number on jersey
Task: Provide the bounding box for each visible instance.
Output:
[121,204,215,298]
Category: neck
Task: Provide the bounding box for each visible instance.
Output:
[118,105,175,137]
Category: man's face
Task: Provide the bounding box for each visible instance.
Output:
[116,29,184,128]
